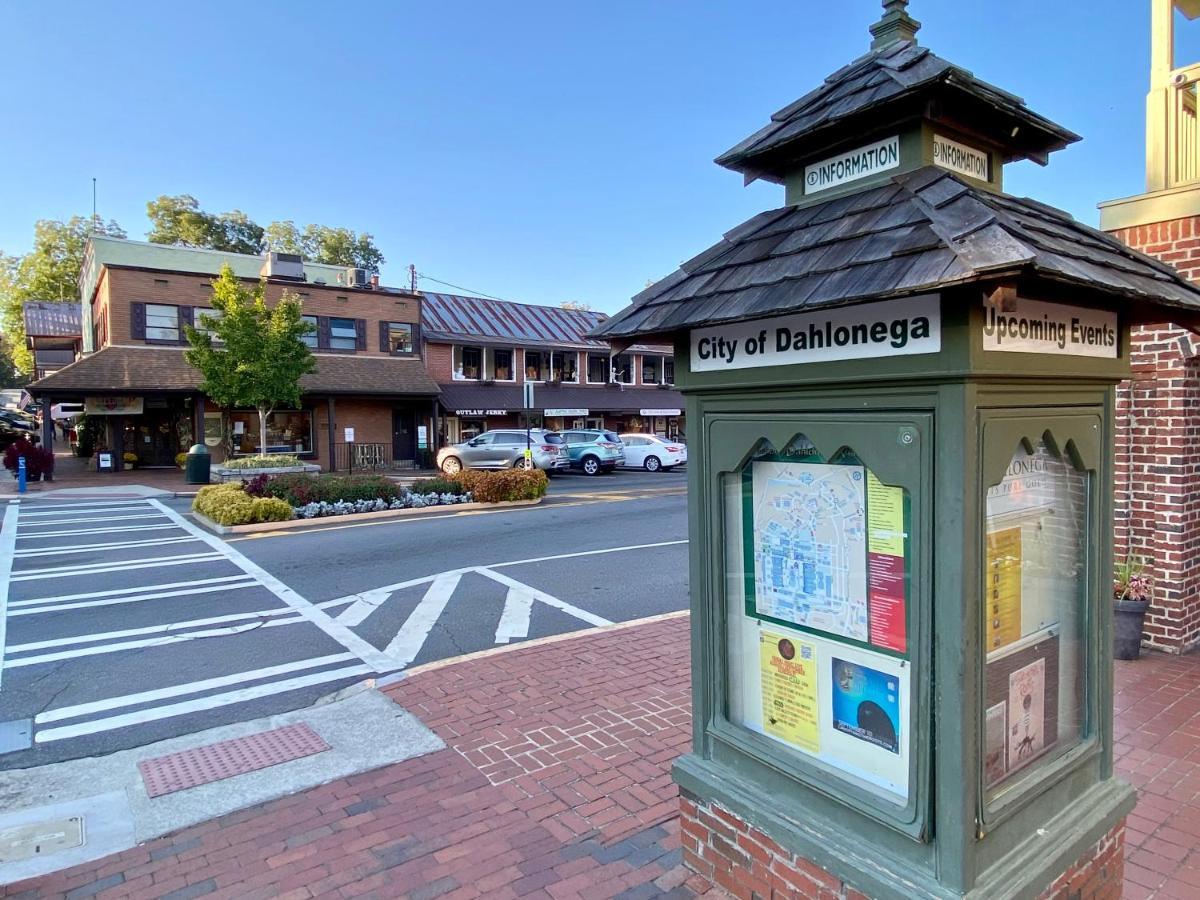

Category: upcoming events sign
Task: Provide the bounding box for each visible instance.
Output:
[981,297,1118,358]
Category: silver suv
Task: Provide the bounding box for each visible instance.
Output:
[437,429,568,474]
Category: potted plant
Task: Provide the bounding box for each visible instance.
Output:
[1113,556,1151,660]
[123,451,140,470]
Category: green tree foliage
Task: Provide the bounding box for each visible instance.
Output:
[0,216,125,374]
[264,221,385,272]
[559,300,593,312]
[0,333,27,388]
[146,195,264,255]
[184,265,316,458]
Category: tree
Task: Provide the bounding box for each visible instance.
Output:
[560,300,593,312]
[146,195,264,255]
[0,216,126,374]
[183,265,316,459]
[264,221,385,272]
[0,333,26,388]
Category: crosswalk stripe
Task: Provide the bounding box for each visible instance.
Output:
[11,552,225,581]
[14,536,200,558]
[35,663,373,743]
[0,504,18,689]
[383,573,463,667]
[19,513,167,526]
[16,524,180,539]
[19,504,157,517]
[9,579,260,616]
[11,574,252,607]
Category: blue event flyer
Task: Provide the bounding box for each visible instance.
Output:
[831,657,900,754]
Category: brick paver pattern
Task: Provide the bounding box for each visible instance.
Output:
[1,615,1198,899]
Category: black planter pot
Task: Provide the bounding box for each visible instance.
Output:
[1113,599,1148,660]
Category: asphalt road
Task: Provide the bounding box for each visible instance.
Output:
[0,469,689,768]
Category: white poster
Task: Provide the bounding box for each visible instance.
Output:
[690,296,940,372]
[981,297,1117,358]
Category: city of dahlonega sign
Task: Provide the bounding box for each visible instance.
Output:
[804,135,900,194]
[690,295,940,371]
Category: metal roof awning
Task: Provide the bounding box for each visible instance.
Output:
[436,382,684,415]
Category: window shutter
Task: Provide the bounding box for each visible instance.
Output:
[317,316,331,350]
[411,323,421,352]
[379,321,390,353]
[180,306,194,337]
[131,302,146,340]
[355,318,367,351]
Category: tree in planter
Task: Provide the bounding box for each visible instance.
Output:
[183,265,316,462]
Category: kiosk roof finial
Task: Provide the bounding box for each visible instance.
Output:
[870,0,920,49]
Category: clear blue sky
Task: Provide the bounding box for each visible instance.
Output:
[0,1,1183,313]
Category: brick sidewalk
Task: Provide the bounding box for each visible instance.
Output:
[3,616,1200,899]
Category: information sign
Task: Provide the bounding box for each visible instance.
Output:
[343,427,355,443]
[417,425,428,450]
[932,133,990,181]
[981,297,1117,358]
[804,135,900,194]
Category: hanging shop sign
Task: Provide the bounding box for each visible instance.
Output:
[981,297,1117,358]
[804,135,900,195]
[544,408,588,417]
[639,408,682,416]
[932,134,990,181]
[691,295,941,372]
[453,409,508,416]
[84,396,143,415]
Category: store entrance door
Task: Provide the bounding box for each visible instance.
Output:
[129,409,179,467]
[392,409,415,464]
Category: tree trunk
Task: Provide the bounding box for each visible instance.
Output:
[258,408,269,459]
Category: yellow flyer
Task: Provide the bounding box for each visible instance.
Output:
[866,471,905,557]
[985,527,1022,651]
[759,632,819,752]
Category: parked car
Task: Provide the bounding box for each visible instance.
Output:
[0,409,38,432]
[0,423,38,451]
[560,429,625,476]
[438,429,568,474]
[618,434,687,472]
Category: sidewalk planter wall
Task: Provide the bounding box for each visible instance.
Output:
[1113,600,1149,660]
[209,463,320,482]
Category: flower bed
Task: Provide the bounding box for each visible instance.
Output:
[222,454,304,470]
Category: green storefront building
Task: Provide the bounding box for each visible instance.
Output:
[593,2,1200,897]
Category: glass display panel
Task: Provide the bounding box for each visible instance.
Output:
[524,350,549,381]
[146,304,180,341]
[553,351,579,382]
[230,409,313,454]
[726,437,912,804]
[491,348,514,380]
[983,440,1087,796]
[612,354,634,384]
[587,353,610,383]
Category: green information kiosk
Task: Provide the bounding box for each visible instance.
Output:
[591,3,1200,898]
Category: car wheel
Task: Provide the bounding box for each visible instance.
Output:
[440,456,462,475]
[513,457,534,470]
[644,455,661,472]
[582,455,601,476]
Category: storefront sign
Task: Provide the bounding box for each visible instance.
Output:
[804,136,899,195]
[639,408,681,416]
[344,427,355,443]
[691,295,940,372]
[417,425,428,450]
[932,133,989,181]
[97,452,114,471]
[84,396,143,416]
[981,297,1117,357]
[544,408,588,417]
[453,409,507,416]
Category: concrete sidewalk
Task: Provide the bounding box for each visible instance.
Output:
[2,614,1199,899]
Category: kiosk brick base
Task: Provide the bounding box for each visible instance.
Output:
[679,793,1126,899]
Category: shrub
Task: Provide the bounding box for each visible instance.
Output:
[222,454,303,470]
[450,468,547,503]
[3,439,54,478]
[175,451,189,468]
[249,496,293,523]
[262,473,401,506]
[192,483,292,525]
[295,492,473,519]
[242,473,271,497]
[409,478,466,496]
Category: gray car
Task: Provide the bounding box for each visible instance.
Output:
[437,429,569,474]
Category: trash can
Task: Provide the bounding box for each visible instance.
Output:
[184,443,211,484]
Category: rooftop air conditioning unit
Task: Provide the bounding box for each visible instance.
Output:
[261,252,305,280]
[346,267,368,287]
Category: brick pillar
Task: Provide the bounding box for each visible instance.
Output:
[1107,217,1200,652]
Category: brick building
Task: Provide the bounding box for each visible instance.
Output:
[420,291,685,445]
[28,236,439,471]
[1100,0,1200,651]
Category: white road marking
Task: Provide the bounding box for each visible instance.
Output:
[478,568,611,628]
[9,579,259,617]
[495,586,534,644]
[11,552,224,581]
[17,524,180,539]
[10,574,254,608]
[18,513,168,527]
[36,652,357,724]
[4,616,305,668]
[14,536,200,558]
[35,663,373,743]
[16,499,155,510]
[19,504,160,517]
[147,499,395,670]
[487,540,689,572]
[382,572,463,667]
[0,504,18,689]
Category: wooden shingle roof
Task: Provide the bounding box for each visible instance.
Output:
[591,167,1200,340]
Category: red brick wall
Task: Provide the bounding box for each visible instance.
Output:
[1107,217,1200,651]
[680,793,1125,899]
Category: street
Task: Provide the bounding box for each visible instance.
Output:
[0,470,688,769]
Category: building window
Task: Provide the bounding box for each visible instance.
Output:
[553,351,578,383]
[229,409,314,455]
[193,308,223,344]
[587,353,610,384]
[525,350,550,381]
[664,358,675,384]
[642,356,662,384]
[454,345,483,380]
[388,322,414,354]
[330,317,357,350]
[301,315,319,348]
[146,304,180,341]
[612,353,634,384]
[491,348,515,380]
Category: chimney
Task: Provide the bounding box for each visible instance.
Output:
[370,274,380,288]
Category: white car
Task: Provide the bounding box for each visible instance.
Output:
[618,434,687,472]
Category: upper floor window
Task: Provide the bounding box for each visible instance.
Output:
[194,308,223,344]
[146,304,180,342]
[329,317,357,350]
[525,350,550,381]
[553,350,579,383]
[664,358,675,384]
[454,345,483,380]
[612,353,634,384]
[387,322,414,355]
[491,348,515,380]
[301,315,319,348]
[642,356,662,385]
[586,353,610,384]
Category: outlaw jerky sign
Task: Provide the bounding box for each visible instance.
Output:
[690,296,940,372]
[932,134,989,181]
[804,136,900,194]
[982,297,1118,358]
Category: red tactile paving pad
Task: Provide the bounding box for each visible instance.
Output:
[137,723,330,798]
